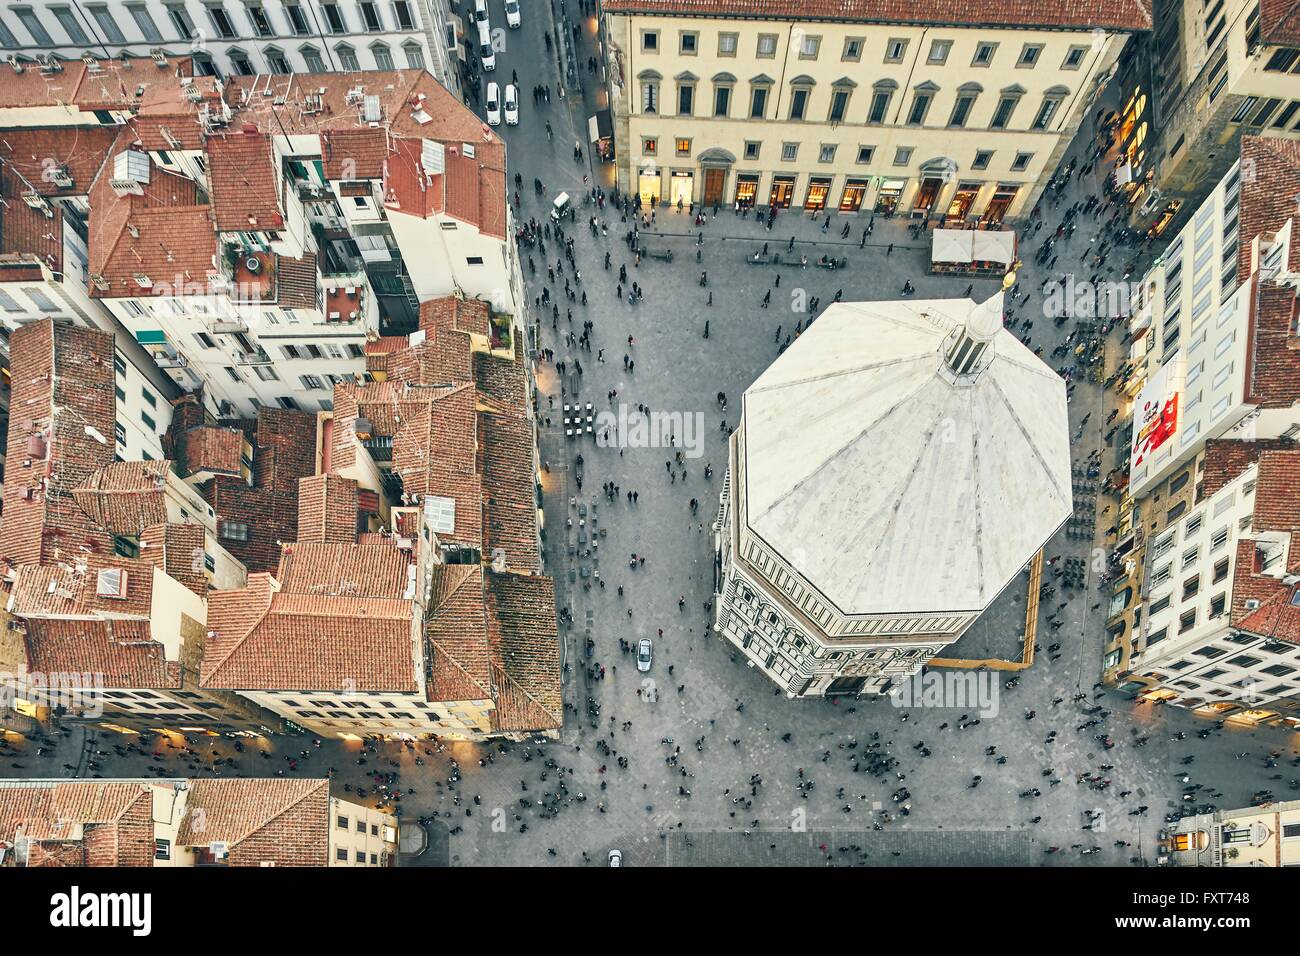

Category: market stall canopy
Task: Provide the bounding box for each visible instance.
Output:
[972,230,1016,265]
[932,228,973,264]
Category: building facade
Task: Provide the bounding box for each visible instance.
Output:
[602,0,1150,222]
[0,777,397,866]
[1112,0,1300,237]
[713,292,1071,696]
[1167,798,1300,865]
[0,0,460,94]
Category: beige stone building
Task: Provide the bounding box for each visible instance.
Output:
[1167,798,1300,866]
[602,0,1151,222]
[0,777,396,866]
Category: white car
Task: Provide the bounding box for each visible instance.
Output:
[636,638,652,672]
[504,84,519,125]
[504,0,521,27]
[479,39,496,71]
[608,849,622,867]
[485,82,501,126]
[474,0,489,27]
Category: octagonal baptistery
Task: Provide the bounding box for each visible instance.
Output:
[712,292,1072,697]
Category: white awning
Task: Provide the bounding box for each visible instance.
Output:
[931,228,973,264]
[972,229,1016,265]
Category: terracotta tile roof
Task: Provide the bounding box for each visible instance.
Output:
[87,132,216,298]
[278,253,319,310]
[179,778,330,866]
[1229,538,1292,625]
[1261,0,1300,46]
[203,544,417,693]
[420,296,491,337]
[0,781,155,867]
[207,127,283,232]
[297,474,360,544]
[276,541,411,597]
[71,460,170,534]
[1245,283,1300,407]
[321,127,390,179]
[1233,585,1300,644]
[139,522,208,596]
[0,321,116,568]
[0,127,117,197]
[177,426,245,478]
[424,563,494,704]
[9,554,157,620]
[0,54,196,113]
[476,350,529,409]
[481,412,541,572]
[600,0,1152,29]
[0,164,64,274]
[1200,438,1297,499]
[393,385,483,548]
[1251,449,1300,539]
[24,617,180,689]
[1238,136,1300,282]
[485,572,561,731]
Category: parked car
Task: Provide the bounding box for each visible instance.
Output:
[608,849,623,867]
[480,39,496,71]
[504,0,521,27]
[504,83,519,125]
[474,0,489,26]
[636,638,652,672]
[485,82,501,125]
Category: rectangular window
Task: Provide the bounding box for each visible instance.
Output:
[206,4,236,39]
[781,142,798,162]
[799,34,820,59]
[818,144,836,163]
[907,92,931,126]
[1017,44,1043,67]
[675,138,691,157]
[286,3,311,34]
[790,88,808,121]
[972,150,993,170]
[125,3,163,40]
[714,86,730,117]
[884,38,907,63]
[393,0,415,30]
[856,145,874,165]
[750,85,768,118]
[1062,45,1088,70]
[743,141,760,160]
[166,3,195,38]
[950,94,975,128]
[893,146,913,166]
[14,8,54,45]
[679,31,698,55]
[322,3,346,32]
[991,96,1018,129]
[718,32,737,56]
[842,37,864,62]
[972,42,997,67]
[868,91,890,124]
[756,34,777,58]
[51,6,89,44]
[641,30,658,52]
[927,39,952,65]
[678,84,693,115]
[1011,152,1033,172]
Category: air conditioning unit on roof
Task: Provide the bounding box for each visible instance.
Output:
[151,49,169,66]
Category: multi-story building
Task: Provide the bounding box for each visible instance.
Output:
[601,0,1151,222]
[0,319,281,734]
[0,1,460,94]
[1111,443,1300,727]
[713,292,1072,696]
[0,54,519,420]
[1113,0,1300,236]
[1103,134,1300,690]
[0,777,397,866]
[1166,798,1300,865]
[200,296,561,740]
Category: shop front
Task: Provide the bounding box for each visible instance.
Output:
[945,182,982,223]
[637,166,663,207]
[912,176,945,217]
[804,176,832,211]
[839,178,868,212]
[769,175,796,209]
[983,184,1020,225]
[669,169,694,207]
[874,177,906,214]
[735,173,760,208]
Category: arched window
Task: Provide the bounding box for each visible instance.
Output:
[402,41,425,71]
[299,45,325,73]
[226,47,255,76]
[264,46,290,75]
